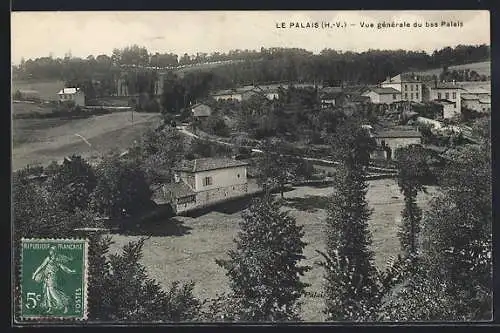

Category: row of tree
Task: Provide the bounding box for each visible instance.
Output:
[13,45,490,88]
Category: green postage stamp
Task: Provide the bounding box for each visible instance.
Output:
[20,238,88,320]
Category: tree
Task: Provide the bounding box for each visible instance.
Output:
[318,120,380,321]
[138,126,186,184]
[47,155,97,213]
[91,155,152,218]
[256,138,296,198]
[394,146,428,260]
[13,89,22,100]
[215,198,310,321]
[85,235,200,322]
[421,140,492,320]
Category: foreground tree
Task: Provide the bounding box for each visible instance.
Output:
[394,146,429,260]
[91,155,152,218]
[47,155,97,213]
[216,198,310,321]
[379,119,492,321]
[83,235,201,321]
[421,141,492,320]
[256,138,296,198]
[137,126,186,184]
[319,120,380,321]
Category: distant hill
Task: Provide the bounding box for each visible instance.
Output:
[409,61,491,77]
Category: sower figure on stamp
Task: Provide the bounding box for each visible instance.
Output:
[32,246,76,314]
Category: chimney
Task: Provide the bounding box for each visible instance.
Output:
[452,80,456,85]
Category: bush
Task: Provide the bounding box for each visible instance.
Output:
[88,236,200,321]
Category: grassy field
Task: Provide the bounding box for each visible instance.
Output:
[12,112,162,170]
[12,80,66,101]
[12,101,55,116]
[108,179,438,322]
[412,60,491,77]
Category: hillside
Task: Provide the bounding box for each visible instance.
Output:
[12,112,162,170]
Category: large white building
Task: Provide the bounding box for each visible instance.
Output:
[381,73,423,103]
[159,158,250,214]
[57,88,85,107]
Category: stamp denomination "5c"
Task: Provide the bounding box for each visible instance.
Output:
[20,239,88,320]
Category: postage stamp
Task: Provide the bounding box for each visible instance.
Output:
[20,239,88,320]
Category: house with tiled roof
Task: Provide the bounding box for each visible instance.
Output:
[155,157,249,214]
[362,87,402,104]
[427,81,465,115]
[57,87,85,106]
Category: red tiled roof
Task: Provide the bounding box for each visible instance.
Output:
[174,157,249,173]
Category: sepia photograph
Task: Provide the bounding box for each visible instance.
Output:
[11,10,491,324]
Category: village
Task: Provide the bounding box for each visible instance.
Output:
[12,11,492,325]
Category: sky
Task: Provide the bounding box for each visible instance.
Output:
[11,10,490,65]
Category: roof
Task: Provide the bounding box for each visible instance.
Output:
[382,73,421,84]
[320,90,344,99]
[461,94,480,101]
[431,82,465,90]
[58,88,81,95]
[165,181,196,198]
[346,95,371,103]
[461,86,490,94]
[433,99,455,105]
[373,130,422,138]
[191,103,212,117]
[365,87,401,95]
[174,157,249,173]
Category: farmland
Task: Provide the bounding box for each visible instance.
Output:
[12,111,162,170]
[12,79,66,101]
[108,179,438,321]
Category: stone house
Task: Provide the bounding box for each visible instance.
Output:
[159,157,249,214]
[362,87,402,104]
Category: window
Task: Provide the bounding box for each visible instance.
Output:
[452,92,456,99]
[437,92,442,99]
[445,92,450,100]
[415,93,419,100]
[404,93,408,99]
[203,176,213,186]
[411,93,414,100]
[237,174,240,178]
[404,84,408,91]
[411,85,414,91]
[393,94,397,100]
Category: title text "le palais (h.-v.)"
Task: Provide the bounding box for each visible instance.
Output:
[275,21,464,29]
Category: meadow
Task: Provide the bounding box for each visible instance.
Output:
[108,179,438,321]
[12,79,66,101]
